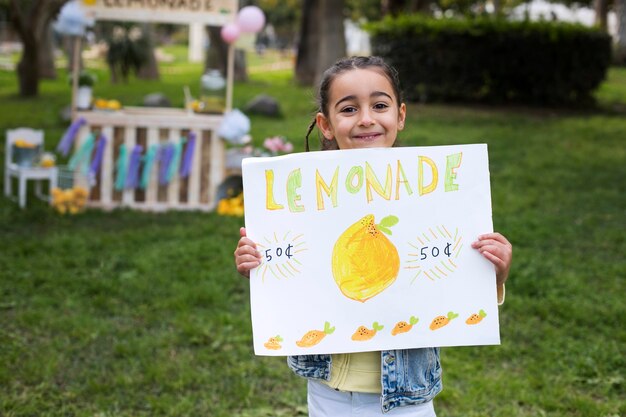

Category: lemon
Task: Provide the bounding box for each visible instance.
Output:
[107,100,121,110]
[331,214,400,302]
[94,99,108,109]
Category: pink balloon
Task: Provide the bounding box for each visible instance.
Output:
[237,6,265,33]
[221,23,240,44]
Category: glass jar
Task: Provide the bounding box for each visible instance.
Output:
[199,69,226,113]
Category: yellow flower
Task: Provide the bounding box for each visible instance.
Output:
[217,193,244,217]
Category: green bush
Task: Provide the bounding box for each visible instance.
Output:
[368,16,612,105]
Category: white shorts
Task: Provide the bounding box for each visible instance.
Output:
[307,380,437,417]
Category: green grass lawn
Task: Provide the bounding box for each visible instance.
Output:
[0,54,625,417]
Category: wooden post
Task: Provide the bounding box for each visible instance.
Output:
[71,36,82,119]
[226,43,235,112]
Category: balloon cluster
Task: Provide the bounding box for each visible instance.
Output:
[220,6,266,44]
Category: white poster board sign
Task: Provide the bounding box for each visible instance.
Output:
[242,145,500,356]
[80,0,237,25]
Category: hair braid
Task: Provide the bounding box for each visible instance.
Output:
[304,117,317,152]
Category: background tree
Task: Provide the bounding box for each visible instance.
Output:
[295,0,347,86]
[39,23,57,79]
[7,0,70,97]
[595,0,609,30]
[256,0,300,49]
[136,23,160,81]
[205,26,247,82]
[382,0,433,15]
[617,0,626,63]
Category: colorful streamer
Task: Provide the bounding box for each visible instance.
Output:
[140,144,158,190]
[167,138,186,184]
[89,133,107,181]
[125,145,143,189]
[57,117,86,156]
[159,144,174,185]
[180,132,196,179]
[114,144,128,191]
[68,132,95,176]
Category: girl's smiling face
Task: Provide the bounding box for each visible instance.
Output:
[316,68,406,150]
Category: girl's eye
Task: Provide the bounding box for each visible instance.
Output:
[374,102,389,110]
[340,106,357,113]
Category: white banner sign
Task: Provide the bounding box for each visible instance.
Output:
[242,145,500,356]
[80,0,237,25]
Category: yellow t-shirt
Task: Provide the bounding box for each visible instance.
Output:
[321,284,506,393]
[322,351,381,393]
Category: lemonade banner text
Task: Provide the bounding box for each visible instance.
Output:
[242,145,500,356]
[80,0,237,25]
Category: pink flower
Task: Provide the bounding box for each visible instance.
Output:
[282,141,293,153]
[263,137,281,153]
[262,136,293,154]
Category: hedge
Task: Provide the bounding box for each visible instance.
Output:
[367,16,612,105]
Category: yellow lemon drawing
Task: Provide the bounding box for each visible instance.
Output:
[332,214,400,302]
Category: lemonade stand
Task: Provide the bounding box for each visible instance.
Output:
[67,0,239,212]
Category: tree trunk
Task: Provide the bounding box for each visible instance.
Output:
[205,26,247,82]
[39,23,57,80]
[616,0,626,64]
[492,0,503,16]
[295,0,321,85]
[17,32,40,96]
[137,23,160,80]
[9,0,69,97]
[594,0,609,31]
[315,0,346,85]
[296,0,346,87]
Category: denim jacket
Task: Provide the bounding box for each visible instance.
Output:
[287,347,442,413]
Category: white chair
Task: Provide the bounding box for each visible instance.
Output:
[4,128,58,208]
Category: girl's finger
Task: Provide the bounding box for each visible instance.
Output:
[237,238,260,255]
[476,232,512,247]
[481,249,505,267]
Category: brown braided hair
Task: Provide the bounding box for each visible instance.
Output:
[305,56,403,152]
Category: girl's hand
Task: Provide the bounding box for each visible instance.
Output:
[234,227,262,279]
[471,232,512,286]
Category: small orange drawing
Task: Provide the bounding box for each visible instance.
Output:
[466,309,487,325]
[263,335,283,350]
[351,322,385,341]
[332,214,400,302]
[296,321,335,348]
[391,316,419,336]
[429,311,459,330]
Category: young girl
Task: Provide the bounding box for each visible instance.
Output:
[234,56,512,416]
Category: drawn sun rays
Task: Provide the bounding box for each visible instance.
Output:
[404,225,463,283]
[256,231,308,282]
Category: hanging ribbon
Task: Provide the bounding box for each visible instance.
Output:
[140,144,158,190]
[114,144,128,191]
[125,145,143,189]
[159,144,174,186]
[89,133,107,182]
[57,117,86,157]
[180,132,196,179]
[68,132,95,176]
[167,138,186,184]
